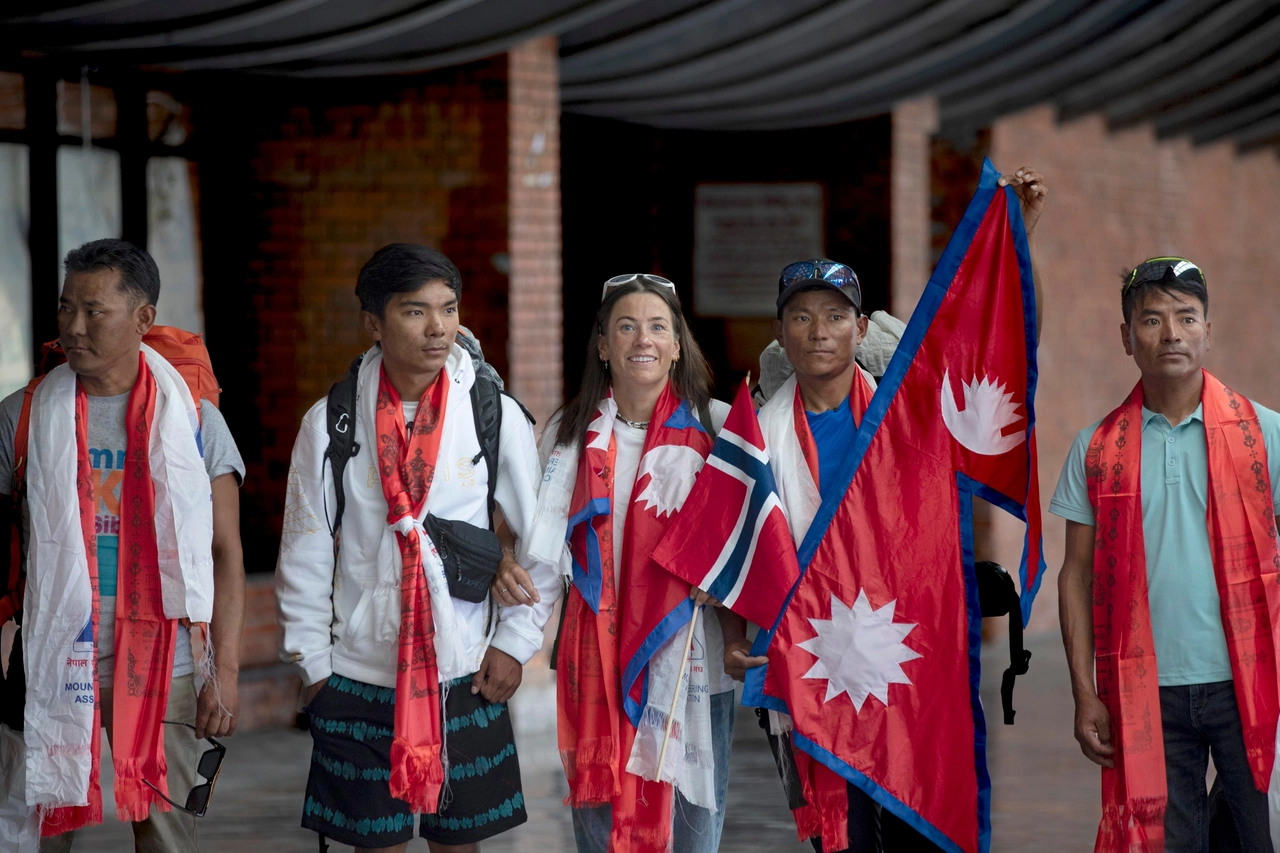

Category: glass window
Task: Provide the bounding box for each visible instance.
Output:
[57,145,122,267]
[147,157,203,332]
[0,143,31,399]
[0,72,23,131]
[56,80,116,139]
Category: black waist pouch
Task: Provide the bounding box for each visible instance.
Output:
[425,514,503,603]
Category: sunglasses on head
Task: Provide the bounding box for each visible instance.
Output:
[1122,257,1206,296]
[778,260,861,307]
[143,721,225,818]
[600,273,677,301]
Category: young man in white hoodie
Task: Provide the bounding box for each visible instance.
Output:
[275,244,555,853]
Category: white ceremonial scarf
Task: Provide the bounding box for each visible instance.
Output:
[354,347,471,682]
[756,368,876,738]
[23,346,214,808]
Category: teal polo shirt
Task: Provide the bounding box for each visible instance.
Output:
[1050,400,1280,687]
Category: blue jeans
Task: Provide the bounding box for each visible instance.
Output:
[1160,681,1271,853]
[572,690,737,853]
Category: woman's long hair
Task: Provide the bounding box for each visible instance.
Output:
[555,278,713,449]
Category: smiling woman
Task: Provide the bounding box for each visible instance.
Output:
[554,276,711,450]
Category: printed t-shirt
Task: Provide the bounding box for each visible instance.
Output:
[805,395,857,504]
[1049,401,1280,686]
[0,387,245,682]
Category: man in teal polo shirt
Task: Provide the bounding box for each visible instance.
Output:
[1054,257,1280,852]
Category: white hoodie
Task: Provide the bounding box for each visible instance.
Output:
[275,343,556,688]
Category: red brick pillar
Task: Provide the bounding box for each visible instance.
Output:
[891,96,939,317]
[507,37,563,426]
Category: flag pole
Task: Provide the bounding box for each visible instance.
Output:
[656,604,701,780]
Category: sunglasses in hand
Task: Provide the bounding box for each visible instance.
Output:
[142,721,226,818]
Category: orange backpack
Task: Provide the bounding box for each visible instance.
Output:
[0,326,220,627]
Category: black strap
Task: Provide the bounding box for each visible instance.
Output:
[1001,601,1032,726]
[323,355,363,538]
[469,377,503,529]
[548,577,571,671]
[696,401,715,436]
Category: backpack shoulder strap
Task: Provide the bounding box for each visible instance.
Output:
[2,376,45,626]
[12,376,42,493]
[697,401,715,436]
[469,376,503,529]
[468,379,538,530]
[324,355,364,538]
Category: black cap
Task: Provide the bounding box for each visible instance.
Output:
[776,259,861,316]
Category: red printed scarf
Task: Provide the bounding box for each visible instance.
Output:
[375,366,450,813]
[1088,371,1280,853]
[43,355,178,834]
[787,367,874,853]
[557,382,706,853]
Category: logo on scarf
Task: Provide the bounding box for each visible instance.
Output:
[799,590,921,710]
[940,370,1025,456]
[73,618,94,655]
[634,445,705,517]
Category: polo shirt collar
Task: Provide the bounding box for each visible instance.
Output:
[1140,403,1204,430]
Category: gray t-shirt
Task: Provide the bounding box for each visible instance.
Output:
[0,386,244,680]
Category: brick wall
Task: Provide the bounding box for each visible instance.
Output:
[507,37,564,426]
[982,105,1280,632]
[234,575,296,731]
[208,44,565,727]
[212,60,512,564]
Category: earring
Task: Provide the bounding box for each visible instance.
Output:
[601,359,610,372]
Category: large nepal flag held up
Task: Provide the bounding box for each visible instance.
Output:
[652,379,800,635]
[742,158,1045,853]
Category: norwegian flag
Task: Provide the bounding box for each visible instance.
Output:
[746,159,1045,853]
[652,381,800,632]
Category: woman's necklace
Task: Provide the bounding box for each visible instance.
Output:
[615,412,650,430]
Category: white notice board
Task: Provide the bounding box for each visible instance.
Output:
[693,183,825,317]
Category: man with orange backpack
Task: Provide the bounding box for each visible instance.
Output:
[0,239,246,853]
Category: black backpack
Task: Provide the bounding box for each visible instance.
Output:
[321,353,531,537]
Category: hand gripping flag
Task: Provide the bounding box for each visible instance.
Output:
[652,380,800,633]
[746,159,1045,853]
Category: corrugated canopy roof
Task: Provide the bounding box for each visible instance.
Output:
[4,0,1279,150]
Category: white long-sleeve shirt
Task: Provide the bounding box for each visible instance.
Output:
[275,344,557,688]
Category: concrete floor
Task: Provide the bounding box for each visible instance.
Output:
[72,633,1099,852]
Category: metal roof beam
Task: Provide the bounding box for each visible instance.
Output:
[1188,90,1280,144]
[159,0,488,70]
[1055,0,1268,118]
[559,0,766,81]
[581,0,1091,130]
[1101,13,1280,126]
[55,0,341,51]
[939,0,1218,125]
[283,0,647,77]
[1234,110,1280,150]
[2,0,154,26]
[558,0,931,101]
[1154,57,1280,135]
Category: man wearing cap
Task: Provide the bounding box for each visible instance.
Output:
[717,169,1047,852]
[1054,258,1280,852]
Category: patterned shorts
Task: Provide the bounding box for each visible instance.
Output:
[301,674,527,848]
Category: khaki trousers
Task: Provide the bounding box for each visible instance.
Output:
[41,674,201,853]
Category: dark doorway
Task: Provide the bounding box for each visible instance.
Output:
[560,113,892,405]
